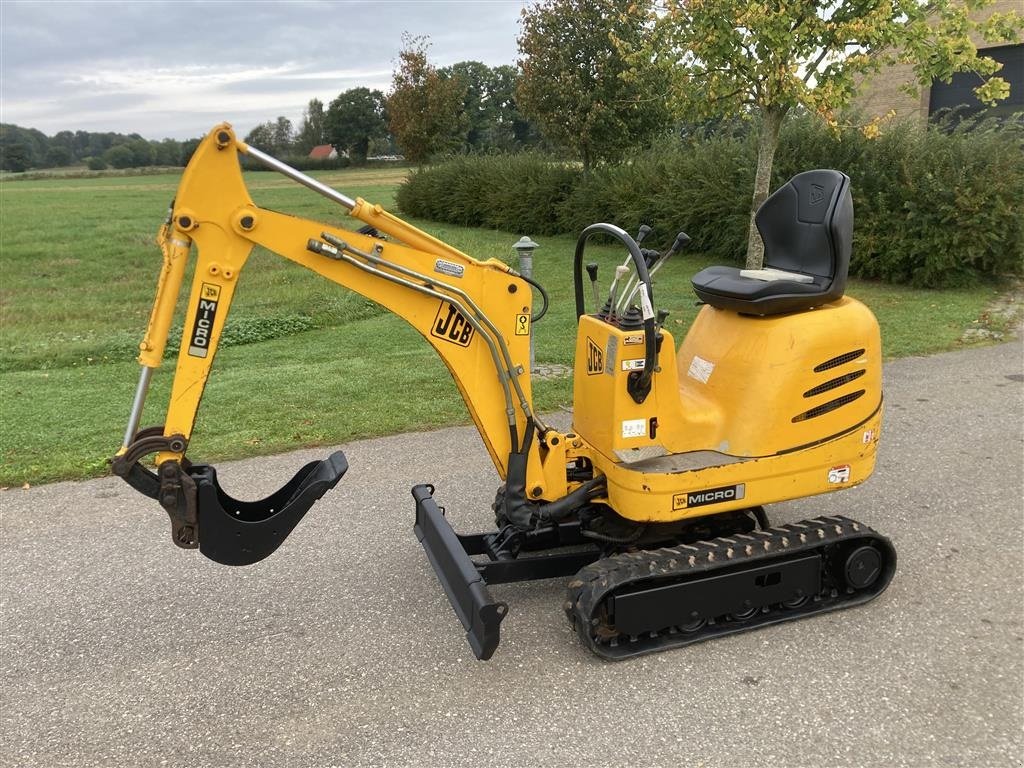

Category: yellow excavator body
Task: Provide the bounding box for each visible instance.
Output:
[112,124,896,661]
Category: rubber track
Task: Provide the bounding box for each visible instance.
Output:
[565,515,896,660]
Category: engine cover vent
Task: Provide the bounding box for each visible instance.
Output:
[814,349,865,373]
[804,369,866,398]
[792,389,866,422]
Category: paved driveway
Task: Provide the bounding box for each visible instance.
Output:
[2,341,1022,767]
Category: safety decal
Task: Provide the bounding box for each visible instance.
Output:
[862,429,876,444]
[515,314,530,336]
[187,282,221,358]
[433,259,465,278]
[621,359,645,371]
[431,301,474,347]
[687,355,715,383]
[828,464,851,484]
[673,483,745,510]
[604,335,618,375]
[621,419,646,438]
[623,334,644,346]
[586,337,604,375]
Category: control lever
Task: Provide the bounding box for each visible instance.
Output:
[585,262,601,311]
[619,231,691,312]
[607,265,630,318]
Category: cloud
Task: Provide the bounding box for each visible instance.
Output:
[0,0,526,139]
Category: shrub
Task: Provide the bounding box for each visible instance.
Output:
[396,115,1024,287]
[86,156,107,171]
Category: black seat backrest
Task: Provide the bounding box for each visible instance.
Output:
[755,169,852,300]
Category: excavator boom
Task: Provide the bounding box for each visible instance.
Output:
[112,123,571,564]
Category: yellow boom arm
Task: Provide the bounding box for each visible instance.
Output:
[117,124,574,507]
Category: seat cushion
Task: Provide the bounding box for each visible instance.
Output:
[691,266,831,316]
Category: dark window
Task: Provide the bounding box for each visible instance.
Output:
[929,43,1024,119]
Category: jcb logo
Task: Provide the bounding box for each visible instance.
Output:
[586,338,603,375]
[431,302,474,347]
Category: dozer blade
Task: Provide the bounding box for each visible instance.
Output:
[412,485,508,660]
[192,451,348,566]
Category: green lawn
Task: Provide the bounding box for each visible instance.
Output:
[0,167,1008,486]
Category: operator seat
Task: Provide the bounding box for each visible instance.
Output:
[691,169,853,316]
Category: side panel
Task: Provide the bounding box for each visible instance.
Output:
[573,298,884,523]
[674,297,883,457]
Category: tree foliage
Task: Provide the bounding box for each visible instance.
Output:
[516,0,671,173]
[0,123,192,171]
[636,0,1023,266]
[387,35,467,163]
[244,117,294,156]
[295,98,326,154]
[325,88,387,163]
[440,62,538,152]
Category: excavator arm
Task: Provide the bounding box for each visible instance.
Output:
[112,123,579,566]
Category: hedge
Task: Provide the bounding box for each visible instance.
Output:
[396,114,1024,288]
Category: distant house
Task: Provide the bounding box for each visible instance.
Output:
[853,0,1022,124]
[308,144,338,160]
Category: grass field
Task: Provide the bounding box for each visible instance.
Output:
[0,167,1009,486]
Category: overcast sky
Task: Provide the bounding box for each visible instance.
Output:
[1,0,528,140]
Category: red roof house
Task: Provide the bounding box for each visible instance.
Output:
[308,144,338,160]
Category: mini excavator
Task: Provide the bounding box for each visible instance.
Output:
[113,124,895,660]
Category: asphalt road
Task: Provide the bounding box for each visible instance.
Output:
[2,342,1022,768]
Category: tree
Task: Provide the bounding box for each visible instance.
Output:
[104,145,134,169]
[325,88,387,163]
[516,0,671,174]
[126,138,154,167]
[244,122,275,153]
[440,61,493,150]
[0,141,30,172]
[245,117,294,156]
[640,0,1023,267]
[272,116,294,155]
[295,98,326,154]
[387,34,467,163]
[153,138,183,166]
[46,145,72,167]
[438,62,538,152]
[487,64,539,150]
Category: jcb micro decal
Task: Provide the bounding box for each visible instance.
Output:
[515,313,530,336]
[586,337,604,375]
[672,483,745,510]
[187,283,221,358]
[432,301,474,347]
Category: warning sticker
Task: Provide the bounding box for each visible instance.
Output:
[515,313,530,336]
[621,359,645,371]
[687,355,715,383]
[621,419,646,438]
[828,464,851,484]
[623,334,644,346]
[862,429,876,444]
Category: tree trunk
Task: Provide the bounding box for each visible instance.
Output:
[745,107,786,269]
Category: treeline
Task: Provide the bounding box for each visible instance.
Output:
[0,123,201,172]
[241,54,541,167]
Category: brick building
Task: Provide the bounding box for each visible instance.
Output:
[853,0,1022,123]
